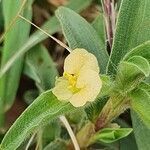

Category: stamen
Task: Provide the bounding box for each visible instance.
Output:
[63,72,80,93]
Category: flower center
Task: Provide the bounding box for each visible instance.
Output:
[63,72,80,93]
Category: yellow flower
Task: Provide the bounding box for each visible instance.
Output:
[52,48,102,107]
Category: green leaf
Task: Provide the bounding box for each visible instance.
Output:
[91,128,133,144]
[103,0,150,149]
[0,0,92,78]
[123,40,150,63]
[131,111,150,150]
[0,0,33,112]
[127,56,150,77]
[115,56,150,93]
[106,0,150,148]
[24,44,58,90]
[130,88,150,128]
[55,7,109,73]
[107,0,150,74]
[1,91,76,150]
[92,14,106,49]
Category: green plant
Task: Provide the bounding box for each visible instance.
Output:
[0,0,150,149]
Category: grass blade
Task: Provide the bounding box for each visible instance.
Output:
[0,0,33,125]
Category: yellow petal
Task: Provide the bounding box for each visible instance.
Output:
[76,68,102,102]
[85,53,100,73]
[69,68,102,107]
[64,48,99,74]
[52,77,73,101]
[69,89,88,107]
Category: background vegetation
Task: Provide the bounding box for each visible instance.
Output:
[0,0,150,149]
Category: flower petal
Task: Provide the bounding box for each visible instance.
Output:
[85,53,100,73]
[52,77,73,101]
[76,68,102,102]
[69,89,88,107]
[69,68,102,107]
[64,48,99,74]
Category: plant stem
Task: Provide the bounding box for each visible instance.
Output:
[101,0,116,49]
[60,116,80,150]
[25,133,36,150]
[18,15,71,53]
[95,94,130,131]
[35,129,43,150]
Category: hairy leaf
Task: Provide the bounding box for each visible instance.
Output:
[115,56,150,93]
[123,40,150,63]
